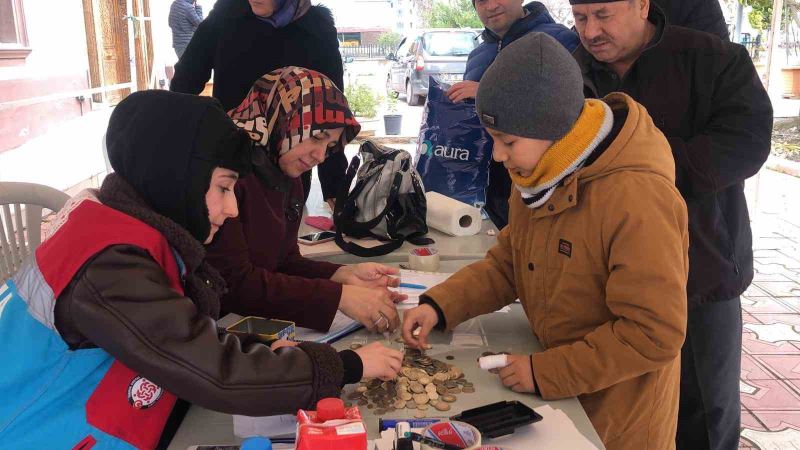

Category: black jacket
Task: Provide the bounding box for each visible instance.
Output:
[574,5,772,309]
[170,1,347,199]
[653,0,729,40]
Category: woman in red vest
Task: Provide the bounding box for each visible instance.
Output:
[0,90,401,449]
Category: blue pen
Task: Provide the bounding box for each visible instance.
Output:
[399,282,427,290]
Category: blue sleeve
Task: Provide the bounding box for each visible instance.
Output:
[543,24,580,53]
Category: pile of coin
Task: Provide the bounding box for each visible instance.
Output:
[342,347,475,418]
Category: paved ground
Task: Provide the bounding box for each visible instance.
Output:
[1,75,799,449]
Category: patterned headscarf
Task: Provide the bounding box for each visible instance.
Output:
[228,67,361,163]
[254,0,312,28]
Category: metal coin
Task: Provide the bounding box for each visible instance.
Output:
[434,401,451,411]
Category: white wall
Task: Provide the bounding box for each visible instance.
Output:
[0,0,89,81]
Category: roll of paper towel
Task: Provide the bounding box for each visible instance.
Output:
[425,192,482,237]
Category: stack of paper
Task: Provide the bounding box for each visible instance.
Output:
[294,310,363,343]
[391,269,454,309]
[233,414,296,440]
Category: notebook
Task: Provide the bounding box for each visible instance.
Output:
[294,311,363,343]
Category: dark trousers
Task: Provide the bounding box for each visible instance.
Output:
[676,296,742,450]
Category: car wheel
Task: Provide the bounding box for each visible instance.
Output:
[386,75,399,99]
[406,81,421,106]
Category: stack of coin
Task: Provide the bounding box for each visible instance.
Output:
[342,347,476,417]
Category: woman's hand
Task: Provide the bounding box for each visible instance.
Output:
[339,285,404,333]
[331,263,402,288]
[353,342,403,381]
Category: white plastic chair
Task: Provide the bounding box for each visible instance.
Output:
[0,182,70,281]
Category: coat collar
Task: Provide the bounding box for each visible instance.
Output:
[574,2,668,85]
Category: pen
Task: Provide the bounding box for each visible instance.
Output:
[399,282,427,290]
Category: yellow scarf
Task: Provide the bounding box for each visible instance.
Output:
[511,99,613,208]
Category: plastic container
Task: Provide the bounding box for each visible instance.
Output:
[296,398,367,450]
[450,401,543,439]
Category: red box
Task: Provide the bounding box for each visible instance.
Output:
[296,398,367,450]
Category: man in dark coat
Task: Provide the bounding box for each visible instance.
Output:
[168,0,203,58]
[447,0,580,229]
[653,0,729,39]
[170,0,346,206]
[570,0,772,449]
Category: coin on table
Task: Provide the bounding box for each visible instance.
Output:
[448,388,462,394]
[410,382,425,394]
[417,403,429,411]
[400,390,412,401]
[441,394,457,403]
[433,373,449,382]
[446,355,455,360]
[367,403,374,409]
[394,398,406,409]
[418,375,432,385]
[413,393,430,405]
[425,383,437,394]
[414,410,427,418]
[436,385,448,395]
[406,401,417,409]
[434,401,451,412]
[427,391,439,401]
[462,386,476,393]
[407,371,420,381]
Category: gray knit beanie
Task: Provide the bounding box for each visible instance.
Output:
[476,32,584,141]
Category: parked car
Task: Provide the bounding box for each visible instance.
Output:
[386,29,478,106]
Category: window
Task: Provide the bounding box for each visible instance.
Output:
[0,0,30,61]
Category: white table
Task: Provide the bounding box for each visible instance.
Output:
[168,225,605,449]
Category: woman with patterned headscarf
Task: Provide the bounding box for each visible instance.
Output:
[171,0,347,207]
[207,67,407,343]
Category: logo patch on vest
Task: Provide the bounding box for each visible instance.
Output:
[558,239,572,258]
[127,376,163,409]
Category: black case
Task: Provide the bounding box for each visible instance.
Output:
[450,400,543,439]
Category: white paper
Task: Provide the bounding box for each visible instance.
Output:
[294,311,362,343]
[232,414,296,439]
[391,269,454,309]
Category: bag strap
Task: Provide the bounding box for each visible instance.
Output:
[333,155,406,257]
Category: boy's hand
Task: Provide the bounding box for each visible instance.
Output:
[496,354,536,393]
[401,304,439,349]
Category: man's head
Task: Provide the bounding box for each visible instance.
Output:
[476,32,584,176]
[473,0,525,38]
[571,0,651,66]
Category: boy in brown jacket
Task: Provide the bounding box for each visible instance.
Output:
[402,32,689,450]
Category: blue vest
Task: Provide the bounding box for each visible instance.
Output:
[0,198,185,449]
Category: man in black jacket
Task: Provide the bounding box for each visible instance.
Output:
[570,0,772,449]
[653,0,729,39]
[170,0,346,206]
